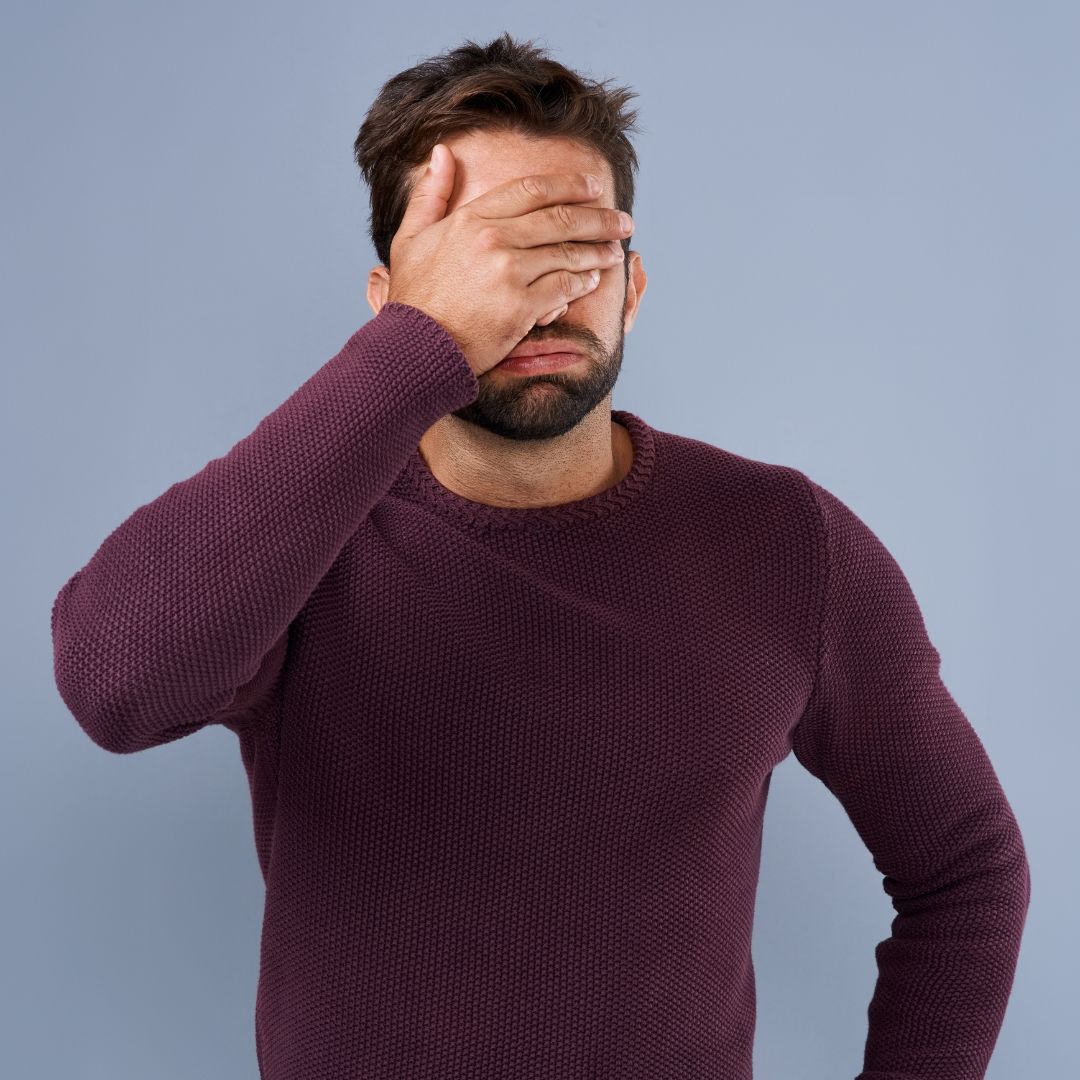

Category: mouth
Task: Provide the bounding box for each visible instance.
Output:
[495,351,585,375]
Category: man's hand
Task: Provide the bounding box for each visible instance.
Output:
[386,142,632,377]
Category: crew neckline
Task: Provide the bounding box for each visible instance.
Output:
[392,409,658,532]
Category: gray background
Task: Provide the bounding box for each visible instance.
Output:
[4,2,1074,1077]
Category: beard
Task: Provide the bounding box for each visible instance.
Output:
[448,292,627,443]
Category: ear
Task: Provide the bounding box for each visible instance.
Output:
[622,251,647,334]
[367,266,390,315]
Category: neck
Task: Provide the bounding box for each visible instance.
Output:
[416,408,634,510]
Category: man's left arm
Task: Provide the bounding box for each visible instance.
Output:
[789,473,1031,1080]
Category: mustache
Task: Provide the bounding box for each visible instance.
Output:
[523,328,600,349]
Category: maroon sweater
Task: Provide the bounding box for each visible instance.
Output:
[51,301,1030,1079]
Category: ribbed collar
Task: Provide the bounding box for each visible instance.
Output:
[391,409,658,533]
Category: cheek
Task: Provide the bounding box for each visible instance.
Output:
[563,279,624,346]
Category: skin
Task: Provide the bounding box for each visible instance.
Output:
[366,128,648,510]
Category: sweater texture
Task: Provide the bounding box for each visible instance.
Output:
[51,300,1031,1079]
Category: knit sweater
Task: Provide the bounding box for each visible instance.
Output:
[51,300,1031,1080]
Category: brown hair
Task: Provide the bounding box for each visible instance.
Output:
[353,32,643,278]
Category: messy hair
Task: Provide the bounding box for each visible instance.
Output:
[354,32,643,276]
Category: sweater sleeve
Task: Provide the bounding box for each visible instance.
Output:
[50,301,478,754]
[789,474,1031,1080]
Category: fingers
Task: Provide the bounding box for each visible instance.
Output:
[528,267,603,321]
[468,170,605,221]
[535,304,569,327]
[513,201,632,249]
[516,238,625,287]
[396,143,455,241]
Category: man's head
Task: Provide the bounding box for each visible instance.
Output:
[354,33,647,442]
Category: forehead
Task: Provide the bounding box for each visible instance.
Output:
[429,128,614,212]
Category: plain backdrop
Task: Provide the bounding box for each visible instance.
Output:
[4,2,1075,1077]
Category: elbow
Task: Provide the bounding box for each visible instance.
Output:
[996,808,1032,918]
[54,648,224,754]
[973,821,1032,943]
[54,666,153,755]
[1016,838,1032,917]
[51,574,183,754]
[56,678,212,755]
[52,608,137,755]
[52,629,183,755]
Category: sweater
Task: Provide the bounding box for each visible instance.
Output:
[50,300,1031,1080]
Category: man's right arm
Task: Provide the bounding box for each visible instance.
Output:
[52,157,629,754]
[50,302,478,753]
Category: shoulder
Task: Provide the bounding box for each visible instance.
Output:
[650,425,822,543]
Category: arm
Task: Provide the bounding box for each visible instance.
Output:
[50,302,478,753]
[789,473,1031,1080]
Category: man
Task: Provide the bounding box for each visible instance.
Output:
[51,32,1030,1080]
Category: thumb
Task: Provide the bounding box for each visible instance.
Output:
[397,143,454,239]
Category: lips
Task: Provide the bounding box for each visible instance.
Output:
[496,351,583,375]
[505,340,583,360]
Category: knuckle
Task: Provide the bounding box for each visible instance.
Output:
[560,269,579,299]
[475,224,502,252]
[491,247,514,276]
[520,175,545,199]
[558,240,579,268]
[551,203,577,232]
[454,206,478,231]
